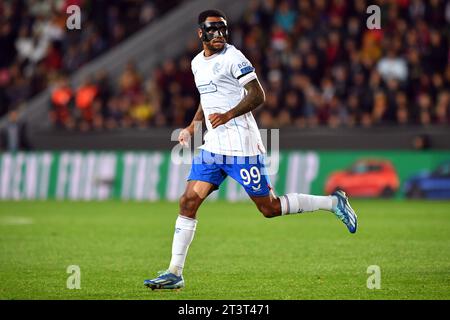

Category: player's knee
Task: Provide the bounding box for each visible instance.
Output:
[257,199,282,218]
[258,204,277,218]
[179,192,200,217]
[179,193,194,211]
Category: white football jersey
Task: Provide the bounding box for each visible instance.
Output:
[191,43,266,156]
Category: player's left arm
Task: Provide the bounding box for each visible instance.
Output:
[208,79,265,129]
[179,103,203,146]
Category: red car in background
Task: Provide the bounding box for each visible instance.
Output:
[325,159,400,198]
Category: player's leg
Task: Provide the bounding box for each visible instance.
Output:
[277,191,357,233]
[144,150,226,290]
[144,180,216,290]
[221,154,280,217]
[250,192,335,218]
[168,151,226,275]
[250,189,357,233]
[179,180,215,219]
[225,155,357,233]
[249,193,281,218]
[169,180,215,276]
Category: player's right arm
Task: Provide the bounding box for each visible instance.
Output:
[208,79,265,129]
[178,103,203,146]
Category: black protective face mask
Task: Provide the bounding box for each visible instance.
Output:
[199,21,228,42]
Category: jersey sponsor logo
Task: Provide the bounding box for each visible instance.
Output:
[237,61,248,68]
[197,81,217,94]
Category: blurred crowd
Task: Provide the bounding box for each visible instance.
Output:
[0,0,181,120]
[238,0,450,128]
[48,54,199,131]
[1,0,450,132]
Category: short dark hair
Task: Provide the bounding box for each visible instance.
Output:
[198,9,227,25]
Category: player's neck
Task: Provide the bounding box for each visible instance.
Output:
[203,44,226,57]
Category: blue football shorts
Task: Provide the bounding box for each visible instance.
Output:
[187,149,271,197]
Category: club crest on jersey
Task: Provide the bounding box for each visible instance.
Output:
[213,63,222,75]
[197,81,217,94]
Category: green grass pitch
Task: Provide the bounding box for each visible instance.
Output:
[0,200,449,300]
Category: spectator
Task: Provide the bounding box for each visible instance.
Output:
[395,92,410,125]
[74,78,98,131]
[49,75,74,129]
[258,91,281,128]
[426,29,448,73]
[274,1,296,33]
[130,93,154,129]
[377,48,409,82]
[372,91,389,125]
[416,93,433,126]
[1,109,30,151]
[435,91,450,124]
[278,90,304,127]
[0,69,9,117]
[119,61,142,99]
[412,134,431,150]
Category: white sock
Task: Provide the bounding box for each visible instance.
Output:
[168,215,197,276]
[280,193,336,215]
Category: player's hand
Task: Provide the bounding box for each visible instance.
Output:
[178,128,192,147]
[208,112,232,129]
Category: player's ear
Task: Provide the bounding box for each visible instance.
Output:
[198,28,202,40]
